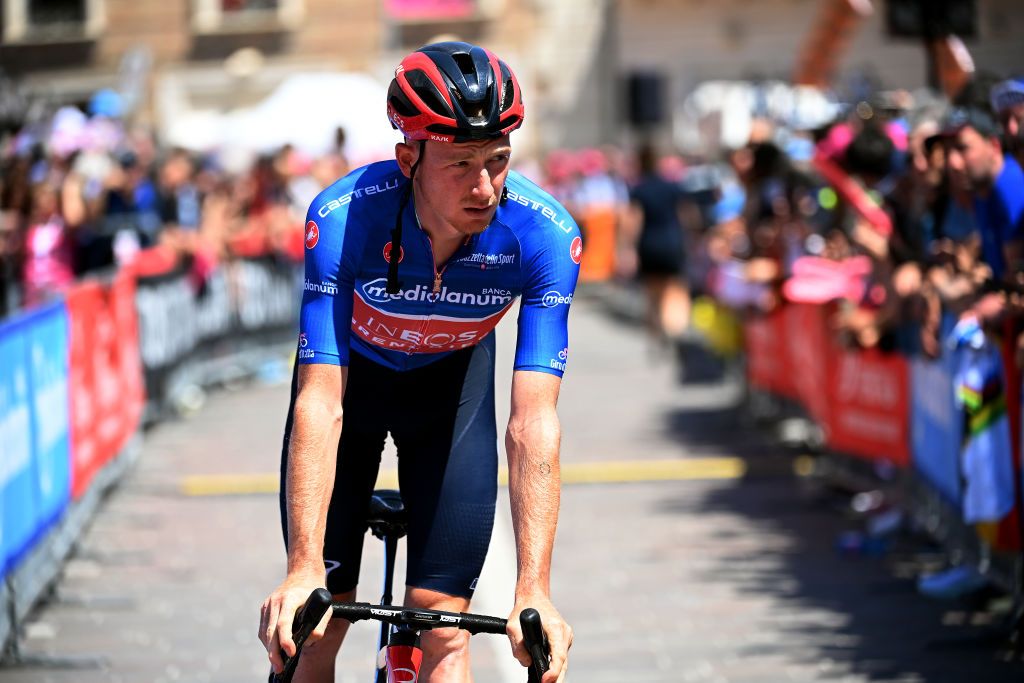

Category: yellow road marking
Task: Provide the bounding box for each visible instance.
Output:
[180,458,747,497]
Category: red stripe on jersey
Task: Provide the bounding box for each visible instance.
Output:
[351,295,514,354]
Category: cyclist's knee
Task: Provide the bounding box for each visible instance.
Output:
[422,625,471,661]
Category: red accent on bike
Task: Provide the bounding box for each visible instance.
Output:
[387,645,423,682]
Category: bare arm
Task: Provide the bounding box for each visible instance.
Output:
[286,363,347,574]
[505,370,572,683]
[507,369,562,598]
[259,363,346,673]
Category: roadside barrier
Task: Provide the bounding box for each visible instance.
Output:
[0,246,301,656]
[741,300,1023,599]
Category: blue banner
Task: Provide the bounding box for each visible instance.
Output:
[25,303,71,534]
[910,348,962,505]
[0,317,39,577]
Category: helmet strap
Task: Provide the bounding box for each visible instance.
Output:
[387,141,424,294]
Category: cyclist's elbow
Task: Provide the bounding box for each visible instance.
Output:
[294,396,344,431]
[506,410,560,451]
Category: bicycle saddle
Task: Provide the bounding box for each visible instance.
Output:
[367,489,407,540]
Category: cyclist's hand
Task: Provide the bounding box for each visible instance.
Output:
[507,595,573,683]
[259,571,329,674]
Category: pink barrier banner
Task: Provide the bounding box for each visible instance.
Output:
[385,0,474,19]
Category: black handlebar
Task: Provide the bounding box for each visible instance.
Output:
[275,591,550,682]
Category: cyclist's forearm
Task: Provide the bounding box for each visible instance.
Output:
[505,409,561,598]
[285,400,342,576]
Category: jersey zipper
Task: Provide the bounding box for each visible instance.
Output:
[424,233,473,295]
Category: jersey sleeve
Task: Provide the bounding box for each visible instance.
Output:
[297,189,360,367]
[514,217,582,377]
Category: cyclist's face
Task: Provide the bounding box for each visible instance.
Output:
[403,137,512,236]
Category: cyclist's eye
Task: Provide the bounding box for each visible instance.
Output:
[451,161,470,168]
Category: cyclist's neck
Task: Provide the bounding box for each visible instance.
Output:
[412,190,474,267]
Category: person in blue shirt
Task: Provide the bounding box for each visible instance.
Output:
[259,42,578,683]
[942,106,1024,283]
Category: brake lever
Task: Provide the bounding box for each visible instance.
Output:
[520,608,550,683]
[275,588,333,683]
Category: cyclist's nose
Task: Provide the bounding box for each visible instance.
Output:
[471,169,495,203]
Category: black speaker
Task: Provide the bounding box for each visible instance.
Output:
[626,71,665,127]
[886,0,976,38]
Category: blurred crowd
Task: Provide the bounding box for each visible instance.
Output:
[537,76,1024,367]
[3,74,1024,368]
[0,89,350,318]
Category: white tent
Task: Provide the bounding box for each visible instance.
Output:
[161,71,400,166]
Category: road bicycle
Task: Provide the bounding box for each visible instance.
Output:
[274,489,550,682]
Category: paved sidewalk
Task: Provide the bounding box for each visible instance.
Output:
[1,293,1021,682]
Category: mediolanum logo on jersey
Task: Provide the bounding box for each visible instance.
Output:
[360,278,513,307]
[304,279,338,296]
[541,290,573,308]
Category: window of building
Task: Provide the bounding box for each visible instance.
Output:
[3,0,104,42]
[193,0,303,32]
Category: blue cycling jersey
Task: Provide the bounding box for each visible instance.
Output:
[298,160,582,376]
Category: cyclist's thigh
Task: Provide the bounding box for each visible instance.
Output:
[392,334,498,599]
[279,351,393,593]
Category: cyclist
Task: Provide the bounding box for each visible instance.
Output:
[259,41,579,683]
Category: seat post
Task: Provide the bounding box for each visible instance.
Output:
[381,533,399,606]
[376,532,400,677]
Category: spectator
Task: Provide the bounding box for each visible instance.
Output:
[941,106,1024,285]
[624,144,691,353]
[22,182,75,306]
[990,77,1024,171]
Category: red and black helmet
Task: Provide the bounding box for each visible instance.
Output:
[387,41,525,143]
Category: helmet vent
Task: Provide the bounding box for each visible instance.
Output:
[500,79,515,113]
[389,94,418,118]
[406,69,454,117]
[452,52,477,78]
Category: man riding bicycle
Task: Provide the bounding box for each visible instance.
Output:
[259,41,579,682]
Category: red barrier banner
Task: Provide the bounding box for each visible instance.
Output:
[996,321,1021,551]
[826,347,911,467]
[90,283,124,471]
[745,307,793,397]
[66,283,103,498]
[110,270,144,451]
[66,274,142,499]
[783,303,832,425]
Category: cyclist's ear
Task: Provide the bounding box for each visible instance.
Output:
[395,140,421,178]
